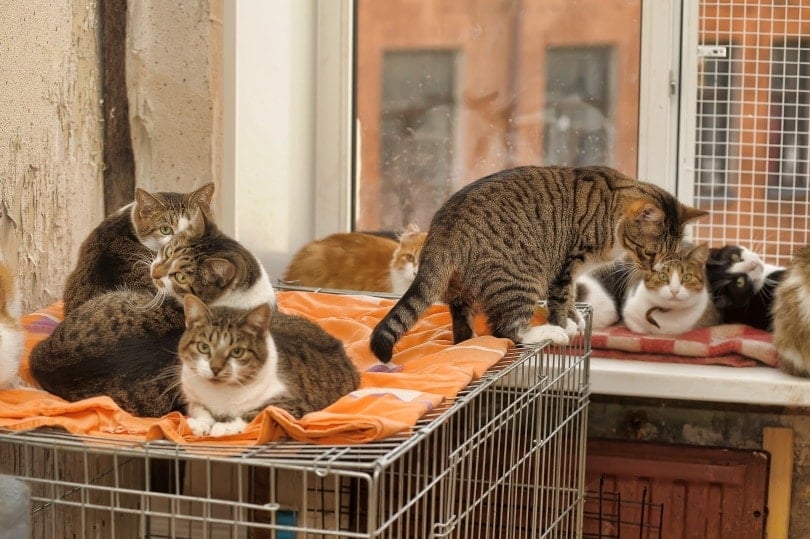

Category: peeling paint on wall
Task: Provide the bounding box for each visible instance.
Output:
[0,0,104,312]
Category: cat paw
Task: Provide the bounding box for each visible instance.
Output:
[209,418,248,437]
[187,416,214,436]
[564,317,581,337]
[518,324,571,346]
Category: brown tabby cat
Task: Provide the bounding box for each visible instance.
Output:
[0,261,23,389]
[772,245,810,377]
[30,213,276,417]
[370,165,708,362]
[180,295,360,436]
[62,183,215,315]
[282,224,426,294]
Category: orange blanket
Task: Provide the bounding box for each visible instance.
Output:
[0,291,511,445]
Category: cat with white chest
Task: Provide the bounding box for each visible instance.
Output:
[31,210,278,417]
[706,245,784,330]
[179,294,360,436]
[621,243,718,334]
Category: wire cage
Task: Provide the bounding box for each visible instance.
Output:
[583,475,664,539]
[0,305,592,539]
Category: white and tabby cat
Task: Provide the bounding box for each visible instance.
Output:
[0,261,23,389]
[180,295,360,436]
[31,212,277,417]
[621,243,719,334]
[62,183,215,315]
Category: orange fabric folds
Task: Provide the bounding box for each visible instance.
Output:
[0,291,510,445]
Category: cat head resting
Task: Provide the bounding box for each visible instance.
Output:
[706,245,768,309]
[179,294,273,386]
[149,209,274,308]
[615,194,707,272]
[637,242,710,308]
[389,224,427,294]
[132,182,215,252]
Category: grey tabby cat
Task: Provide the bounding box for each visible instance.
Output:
[772,245,810,377]
[180,295,360,436]
[370,165,707,362]
[30,212,276,417]
[62,183,215,315]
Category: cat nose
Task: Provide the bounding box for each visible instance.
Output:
[150,264,165,279]
[210,366,222,376]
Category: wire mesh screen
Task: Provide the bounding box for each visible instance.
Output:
[692,1,810,266]
[0,306,591,539]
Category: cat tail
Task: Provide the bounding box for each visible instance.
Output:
[369,251,455,363]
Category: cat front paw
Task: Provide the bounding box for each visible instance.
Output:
[518,324,571,346]
[187,416,214,436]
[209,418,248,437]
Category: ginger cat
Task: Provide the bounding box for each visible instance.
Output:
[282,224,426,294]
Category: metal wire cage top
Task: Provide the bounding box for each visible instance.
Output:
[0,304,592,539]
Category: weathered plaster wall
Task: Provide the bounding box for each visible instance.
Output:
[126,0,222,212]
[0,1,221,312]
[589,396,810,537]
[0,0,104,312]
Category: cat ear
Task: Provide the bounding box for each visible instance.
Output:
[182,294,210,329]
[241,303,272,335]
[134,188,165,216]
[189,182,215,207]
[687,243,710,264]
[678,204,709,225]
[402,223,421,236]
[200,258,236,288]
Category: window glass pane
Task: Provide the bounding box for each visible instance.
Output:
[355,0,642,232]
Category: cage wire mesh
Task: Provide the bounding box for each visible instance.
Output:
[692,0,810,266]
[0,305,592,539]
[582,475,664,539]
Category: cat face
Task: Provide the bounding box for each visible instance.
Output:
[706,245,765,309]
[618,198,707,272]
[150,234,237,304]
[178,295,271,386]
[132,183,215,252]
[389,224,427,294]
[641,243,709,307]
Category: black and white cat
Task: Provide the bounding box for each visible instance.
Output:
[706,245,784,331]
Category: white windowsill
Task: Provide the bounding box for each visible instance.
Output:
[590,356,810,408]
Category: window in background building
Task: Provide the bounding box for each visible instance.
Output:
[768,41,810,199]
[694,45,736,200]
[544,46,613,167]
[379,50,458,230]
[354,0,642,232]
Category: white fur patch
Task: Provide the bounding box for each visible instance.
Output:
[576,274,619,329]
[210,263,277,309]
[0,323,23,389]
[389,263,416,295]
[518,324,570,346]
[181,333,285,422]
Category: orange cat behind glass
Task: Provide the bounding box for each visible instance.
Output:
[283,225,426,294]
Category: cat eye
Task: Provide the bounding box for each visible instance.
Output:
[230,347,245,359]
[736,276,746,287]
[164,245,174,258]
[658,272,669,282]
[160,225,173,235]
[731,253,741,262]
[682,273,692,282]
[404,254,415,263]
[174,272,188,284]
[196,342,210,354]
